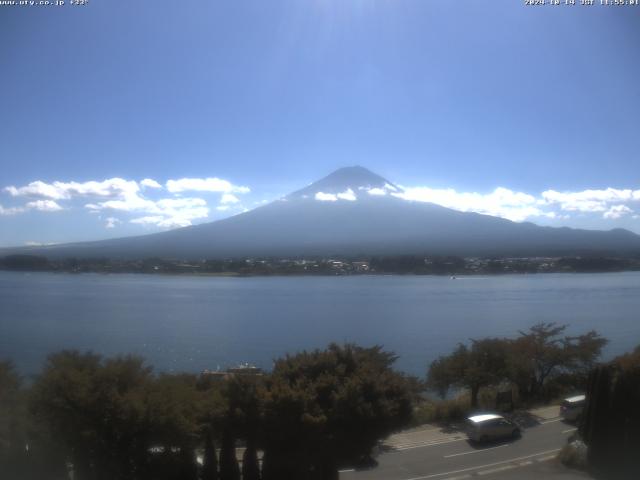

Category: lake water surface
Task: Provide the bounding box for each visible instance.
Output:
[1,271,639,377]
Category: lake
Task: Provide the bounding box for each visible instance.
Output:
[1,271,639,377]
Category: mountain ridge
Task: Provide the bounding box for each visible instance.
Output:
[2,167,640,260]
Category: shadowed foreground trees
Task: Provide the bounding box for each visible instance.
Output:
[580,346,640,480]
[261,344,416,479]
[0,361,44,479]
[0,361,22,467]
[0,343,416,480]
[427,323,607,406]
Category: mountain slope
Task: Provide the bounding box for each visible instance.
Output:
[4,167,640,259]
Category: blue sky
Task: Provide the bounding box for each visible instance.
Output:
[1,0,639,247]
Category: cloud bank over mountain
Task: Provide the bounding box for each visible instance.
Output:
[1,168,639,247]
[3,166,638,260]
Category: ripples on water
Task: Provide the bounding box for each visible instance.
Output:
[1,271,639,377]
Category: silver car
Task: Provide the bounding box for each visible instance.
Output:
[466,414,520,443]
[560,395,586,422]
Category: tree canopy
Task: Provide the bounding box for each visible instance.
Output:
[1,343,417,480]
[427,323,608,406]
[427,338,510,407]
[262,344,415,479]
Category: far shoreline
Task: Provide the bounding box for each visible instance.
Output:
[3,268,640,279]
[3,252,640,277]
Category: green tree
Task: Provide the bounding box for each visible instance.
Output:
[614,344,640,370]
[30,351,103,479]
[0,361,25,478]
[144,373,202,480]
[30,351,155,480]
[1,360,69,480]
[427,338,511,407]
[197,377,227,480]
[218,429,240,480]
[220,375,263,480]
[511,323,607,400]
[580,345,640,479]
[242,440,261,480]
[262,344,415,480]
[201,431,218,480]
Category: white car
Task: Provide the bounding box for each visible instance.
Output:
[465,414,520,443]
[560,395,586,422]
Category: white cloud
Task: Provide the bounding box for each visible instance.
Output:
[603,204,633,220]
[81,186,209,228]
[0,204,25,215]
[105,217,121,228]
[363,184,400,196]
[2,176,242,228]
[541,188,640,213]
[84,187,156,212]
[25,200,63,212]
[393,186,546,222]
[1,200,62,214]
[367,187,387,196]
[315,189,357,202]
[129,207,206,228]
[121,197,210,228]
[166,177,250,194]
[130,216,164,226]
[156,197,207,209]
[86,198,153,212]
[315,192,338,202]
[387,183,640,222]
[62,179,140,198]
[220,193,240,204]
[5,180,68,200]
[6,178,141,200]
[6,175,640,229]
[131,216,192,228]
[337,188,356,201]
[140,178,162,189]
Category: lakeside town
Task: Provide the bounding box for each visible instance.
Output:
[2,253,640,276]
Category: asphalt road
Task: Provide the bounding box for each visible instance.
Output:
[340,417,581,480]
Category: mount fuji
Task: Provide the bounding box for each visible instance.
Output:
[5,166,640,259]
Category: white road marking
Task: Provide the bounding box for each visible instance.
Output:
[390,437,467,452]
[562,428,577,434]
[443,443,509,458]
[338,469,355,473]
[477,464,516,475]
[536,454,557,462]
[540,418,563,424]
[389,435,464,448]
[402,448,561,480]
[387,414,563,452]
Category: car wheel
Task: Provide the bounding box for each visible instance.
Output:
[480,435,488,443]
[511,429,520,438]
